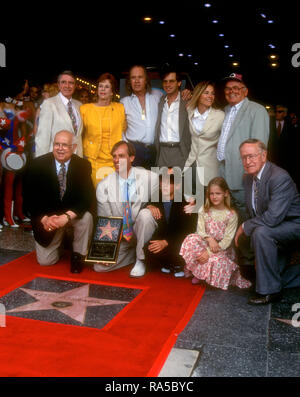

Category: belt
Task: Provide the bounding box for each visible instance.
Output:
[160,142,180,148]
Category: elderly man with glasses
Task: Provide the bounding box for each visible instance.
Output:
[217,73,270,222]
[23,130,95,273]
[234,138,300,305]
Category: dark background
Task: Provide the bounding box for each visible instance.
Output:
[1,1,299,111]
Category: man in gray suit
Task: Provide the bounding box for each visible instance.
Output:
[35,70,83,157]
[217,73,269,221]
[154,69,191,170]
[235,139,300,305]
[95,141,160,277]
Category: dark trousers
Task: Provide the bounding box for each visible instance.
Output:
[129,141,156,170]
[145,243,185,272]
[238,220,300,294]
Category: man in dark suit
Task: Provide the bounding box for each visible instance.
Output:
[23,130,95,273]
[146,169,197,277]
[154,69,191,170]
[235,139,300,305]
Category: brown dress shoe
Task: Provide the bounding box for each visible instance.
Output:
[248,292,282,305]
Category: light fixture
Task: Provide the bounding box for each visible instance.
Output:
[270,62,279,68]
[260,13,266,18]
[224,45,229,48]
[268,44,276,49]
[267,20,274,23]
[219,33,224,37]
[143,16,152,23]
[268,54,278,60]
[170,34,175,38]
[158,21,165,25]
[204,3,211,7]
[212,20,218,23]
[232,62,239,67]
[178,53,184,57]
[229,54,234,57]
[194,62,199,65]
[187,54,192,57]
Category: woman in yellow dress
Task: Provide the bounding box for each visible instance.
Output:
[80,73,126,187]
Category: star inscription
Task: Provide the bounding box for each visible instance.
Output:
[7,285,129,324]
[98,220,118,240]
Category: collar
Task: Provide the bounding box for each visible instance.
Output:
[193,107,211,119]
[255,163,266,181]
[164,92,180,103]
[118,167,135,184]
[231,98,245,111]
[55,158,71,173]
[59,92,73,106]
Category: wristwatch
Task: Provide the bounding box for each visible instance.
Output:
[64,212,71,222]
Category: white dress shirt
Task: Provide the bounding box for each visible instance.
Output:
[55,158,71,175]
[191,107,211,134]
[118,167,137,203]
[217,99,245,161]
[160,93,180,142]
[121,89,163,144]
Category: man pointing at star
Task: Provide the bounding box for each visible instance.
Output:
[23,130,95,273]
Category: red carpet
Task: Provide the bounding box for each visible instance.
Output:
[0,252,205,377]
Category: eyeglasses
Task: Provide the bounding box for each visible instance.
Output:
[241,152,262,162]
[54,143,73,150]
[224,86,246,93]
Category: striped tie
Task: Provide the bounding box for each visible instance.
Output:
[67,100,77,134]
[58,162,66,200]
[122,181,133,241]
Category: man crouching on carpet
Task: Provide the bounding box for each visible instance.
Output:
[23,130,95,273]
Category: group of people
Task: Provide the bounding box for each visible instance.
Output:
[0,65,299,306]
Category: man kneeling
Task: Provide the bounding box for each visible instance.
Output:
[23,130,95,273]
[95,141,159,277]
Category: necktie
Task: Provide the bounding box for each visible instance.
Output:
[67,100,77,134]
[122,181,133,241]
[253,176,260,213]
[276,121,282,136]
[58,163,66,200]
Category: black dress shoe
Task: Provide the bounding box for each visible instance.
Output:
[248,292,282,305]
[70,252,83,273]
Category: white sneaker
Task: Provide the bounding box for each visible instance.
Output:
[3,218,19,228]
[174,271,185,278]
[130,260,146,277]
[0,224,3,231]
[161,267,171,274]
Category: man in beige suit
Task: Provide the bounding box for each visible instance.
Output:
[35,71,83,157]
[95,141,160,277]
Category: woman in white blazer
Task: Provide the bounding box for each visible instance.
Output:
[184,81,225,188]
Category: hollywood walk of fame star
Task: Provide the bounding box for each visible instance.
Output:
[98,220,118,240]
[7,285,129,324]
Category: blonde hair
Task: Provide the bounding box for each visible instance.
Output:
[187,80,216,111]
[204,177,233,212]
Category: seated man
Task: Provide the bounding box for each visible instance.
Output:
[146,168,197,277]
[235,139,300,305]
[23,130,95,273]
[95,141,159,277]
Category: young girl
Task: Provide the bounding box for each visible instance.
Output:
[180,177,251,290]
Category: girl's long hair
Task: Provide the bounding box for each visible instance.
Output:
[203,177,233,212]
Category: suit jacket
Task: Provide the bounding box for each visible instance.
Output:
[154,95,191,168]
[222,97,270,190]
[185,107,225,186]
[96,167,159,220]
[35,94,83,157]
[243,161,300,236]
[23,153,95,247]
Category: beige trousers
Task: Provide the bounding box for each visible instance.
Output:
[35,211,94,266]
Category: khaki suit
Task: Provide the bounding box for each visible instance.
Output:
[35,94,83,157]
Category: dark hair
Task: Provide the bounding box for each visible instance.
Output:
[57,70,76,83]
[126,65,152,95]
[110,141,136,157]
[160,69,182,82]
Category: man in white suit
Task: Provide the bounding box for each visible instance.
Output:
[35,71,83,157]
[95,141,160,277]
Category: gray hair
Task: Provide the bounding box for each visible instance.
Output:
[239,138,267,151]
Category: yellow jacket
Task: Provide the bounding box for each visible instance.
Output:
[80,102,126,160]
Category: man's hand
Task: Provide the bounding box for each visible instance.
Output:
[148,240,168,254]
[41,213,73,232]
[196,249,209,264]
[181,89,192,102]
[234,224,244,247]
[147,205,162,220]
